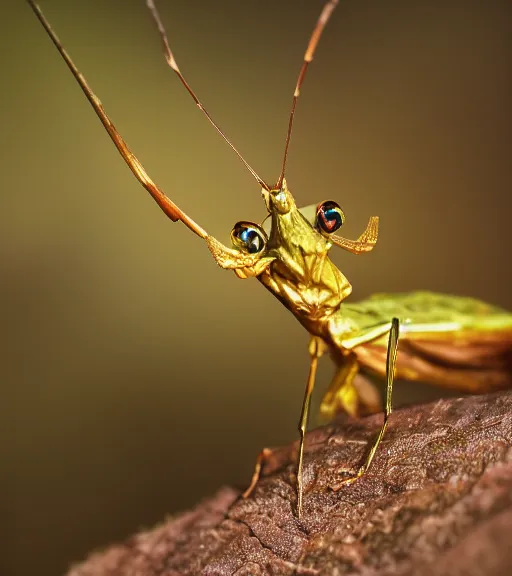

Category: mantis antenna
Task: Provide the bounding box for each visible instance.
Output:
[147,0,339,193]
[146,0,270,192]
[276,0,339,190]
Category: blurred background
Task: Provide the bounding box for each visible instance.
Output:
[2,0,511,574]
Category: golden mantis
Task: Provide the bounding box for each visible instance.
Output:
[27,0,512,519]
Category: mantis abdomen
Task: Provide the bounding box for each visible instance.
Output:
[321,291,512,419]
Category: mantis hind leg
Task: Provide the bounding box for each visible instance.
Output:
[331,317,400,490]
[320,352,382,420]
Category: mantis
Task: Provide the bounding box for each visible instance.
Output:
[27,0,512,519]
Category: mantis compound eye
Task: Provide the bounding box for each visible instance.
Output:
[316,200,345,234]
[231,222,268,254]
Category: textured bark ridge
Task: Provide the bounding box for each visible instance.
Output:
[69,391,512,576]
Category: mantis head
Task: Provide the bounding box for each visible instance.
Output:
[207,178,379,281]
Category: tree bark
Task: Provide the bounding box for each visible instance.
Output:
[68,391,512,576]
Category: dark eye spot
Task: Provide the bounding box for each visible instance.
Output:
[231,222,267,254]
[316,200,345,234]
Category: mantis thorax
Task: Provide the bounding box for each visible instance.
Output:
[258,181,352,335]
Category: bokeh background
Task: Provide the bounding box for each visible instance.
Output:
[2,0,511,574]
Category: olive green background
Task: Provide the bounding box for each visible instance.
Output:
[2,1,511,574]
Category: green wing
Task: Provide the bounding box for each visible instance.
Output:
[343,291,512,337]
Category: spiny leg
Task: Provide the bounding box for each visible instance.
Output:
[296,336,326,517]
[333,318,400,489]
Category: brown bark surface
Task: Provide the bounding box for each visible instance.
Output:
[68,391,512,576]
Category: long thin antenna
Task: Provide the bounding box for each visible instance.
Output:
[146,0,270,192]
[276,0,339,190]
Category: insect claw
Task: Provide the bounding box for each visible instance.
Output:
[329,465,367,491]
